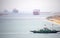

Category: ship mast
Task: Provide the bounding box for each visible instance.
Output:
[51,24,55,30]
[44,24,47,29]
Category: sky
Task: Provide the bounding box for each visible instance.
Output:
[0,0,60,13]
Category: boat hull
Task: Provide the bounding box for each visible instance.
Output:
[30,31,59,33]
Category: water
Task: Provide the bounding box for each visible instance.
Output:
[0,33,60,38]
[0,15,60,38]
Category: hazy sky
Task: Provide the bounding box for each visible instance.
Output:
[0,0,60,13]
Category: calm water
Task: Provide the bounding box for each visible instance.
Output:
[0,16,60,38]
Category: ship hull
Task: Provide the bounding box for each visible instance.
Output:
[30,31,59,33]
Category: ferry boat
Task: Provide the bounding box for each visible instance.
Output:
[30,28,60,33]
[30,24,60,33]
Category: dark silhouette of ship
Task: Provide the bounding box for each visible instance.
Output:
[33,9,40,15]
[30,24,60,33]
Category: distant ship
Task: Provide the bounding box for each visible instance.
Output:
[33,9,40,15]
[0,13,8,16]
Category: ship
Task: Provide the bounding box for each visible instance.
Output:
[30,28,60,33]
[30,24,60,33]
